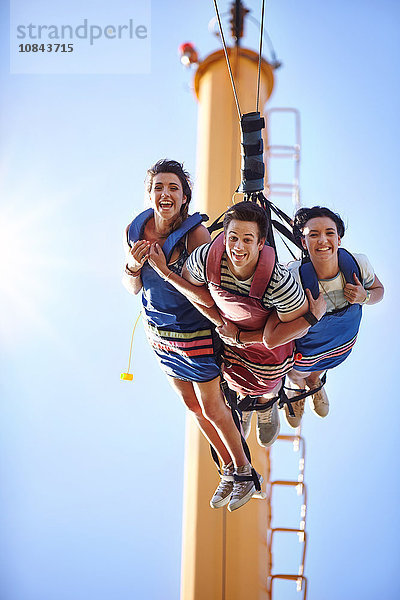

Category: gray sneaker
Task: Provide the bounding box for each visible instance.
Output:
[241,410,253,439]
[210,462,234,508]
[256,402,280,447]
[228,466,264,512]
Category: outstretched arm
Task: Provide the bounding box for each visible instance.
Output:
[148,242,216,308]
[216,290,325,349]
[262,289,326,349]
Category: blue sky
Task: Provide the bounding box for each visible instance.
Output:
[1,1,399,599]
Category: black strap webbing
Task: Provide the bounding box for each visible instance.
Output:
[242,140,263,156]
[279,372,328,416]
[209,379,261,492]
[241,116,265,133]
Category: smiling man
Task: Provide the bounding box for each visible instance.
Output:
[182,201,326,448]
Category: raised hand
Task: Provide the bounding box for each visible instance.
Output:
[127,239,151,273]
[148,242,168,277]
[344,273,368,304]
[305,288,327,320]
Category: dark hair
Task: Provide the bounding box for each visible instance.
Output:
[223,201,268,241]
[146,159,192,233]
[293,206,345,247]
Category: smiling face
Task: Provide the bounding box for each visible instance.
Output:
[150,172,186,221]
[225,219,265,278]
[302,216,341,265]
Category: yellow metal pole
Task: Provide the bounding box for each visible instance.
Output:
[181,47,275,600]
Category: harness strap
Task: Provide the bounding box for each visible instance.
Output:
[237,394,280,413]
[205,194,303,259]
[208,379,262,492]
[241,115,265,132]
[243,140,264,156]
[234,469,262,492]
[210,445,223,476]
[279,372,328,416]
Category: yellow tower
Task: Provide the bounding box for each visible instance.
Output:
[180,12,277,599]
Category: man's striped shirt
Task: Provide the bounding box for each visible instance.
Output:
[186,243,306,315]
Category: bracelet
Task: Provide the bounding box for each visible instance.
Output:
[361,289,371,305]
[303,310,319,326]
[164,271,173,282]
[125,264,141,277]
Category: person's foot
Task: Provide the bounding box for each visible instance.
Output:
[228,465,264,512]
[309,383,329,418]
[256,403,280,447]
[284,388,305,429]
[210,462,234,508]
[241,410,253,439]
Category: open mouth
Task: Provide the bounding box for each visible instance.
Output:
[231,250,246,261]
[159,200,174,209]
[316,246,332,254]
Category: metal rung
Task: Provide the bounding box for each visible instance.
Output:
[269,574,308,597]
[269,482,308,530]
[265,183,300,206]
[271,480,305,493]
[267,144,300,159]
[270,526,307,541]
[276,433,305,455]
[270,530,308,582]
[265,107,301,212]
[267,144,300,151]
[276,434,302,442]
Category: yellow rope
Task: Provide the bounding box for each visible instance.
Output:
[120,312,141,381]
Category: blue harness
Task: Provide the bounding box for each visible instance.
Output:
[294,248,363,372]
[128,209,207,329]
[127,209,220,382]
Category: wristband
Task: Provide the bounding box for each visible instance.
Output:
[361,289,371,305]
[125,264,141,277]
[303,311,319,326]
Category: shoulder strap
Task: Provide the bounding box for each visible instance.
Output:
[300,248,362,299]
[127,208,153,245]
[205,235,276,296]
[337,248,361,284]
[299,260,319,299]
[162,213,206,262]
[249,245,276,299]
[127,210,206,261]
[205,233,225,285]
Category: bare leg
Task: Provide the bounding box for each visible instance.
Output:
[238,381,282,448]
[287,368,310,389]
[305,370,325,389]
[193,377,249,468]
[285,368,328,425]
[283,369,310,429]
[168,377,232,465]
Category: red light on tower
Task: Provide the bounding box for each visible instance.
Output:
[178,42,199,67]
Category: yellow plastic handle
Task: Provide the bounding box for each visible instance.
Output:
[120,373,134,381]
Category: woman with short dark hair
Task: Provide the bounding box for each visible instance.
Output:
[285,206,384,428]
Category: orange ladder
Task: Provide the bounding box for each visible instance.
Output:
[265,107,301,212]
[266,431,308,598]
